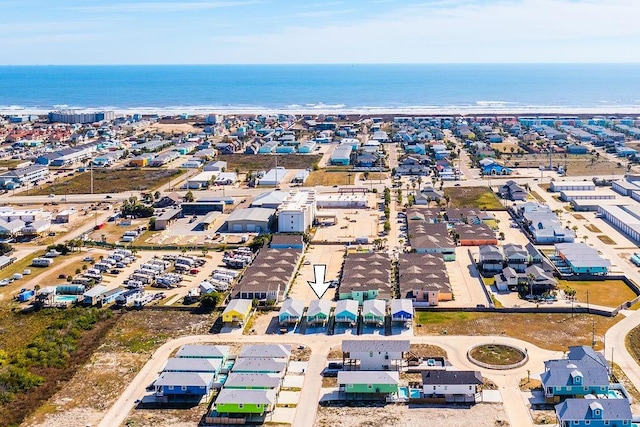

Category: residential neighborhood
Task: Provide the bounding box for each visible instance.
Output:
[3,112,640,427]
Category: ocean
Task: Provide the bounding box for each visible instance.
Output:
[0,64,639,114]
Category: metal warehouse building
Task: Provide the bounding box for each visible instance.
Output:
[225,208,275,233]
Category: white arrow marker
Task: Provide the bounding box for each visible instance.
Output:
[308,264,331,299]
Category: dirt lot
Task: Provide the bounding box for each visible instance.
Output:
[305,169,356,187]
[443,187,504,210]
[31,168,183,195]
[414,312,619,351]
[222,154,322,172]
[314,403,508,427]
[23,310,215,427]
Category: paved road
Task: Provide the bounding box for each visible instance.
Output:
[605,309,640,386]
[99,333,562,427]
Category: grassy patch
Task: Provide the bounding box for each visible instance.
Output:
[529,191,546,203]
[414,311,618,351]
[304,170,356,187]
[597,235,617,245]
[0,159,26,168]
[469,344,525,365]
[558,279,637,308]
[489,293,504,308]
[31,168,183,195]
[443,186,504,210]
[625,324,640,365]
[409,343,447,358]
[482,277,495,286]
[222,154,322,172]
[585,224,602,233]
[572,214,586,220]
[519,378,542,392]
[0,308,117,426]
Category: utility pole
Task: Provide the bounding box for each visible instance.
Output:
[90,161,94,194]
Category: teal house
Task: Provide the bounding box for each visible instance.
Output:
[215,388,277,415]
[541,346,610,403]
[338,371,399,396]
[306,299,331,326]
[334,299,359,325]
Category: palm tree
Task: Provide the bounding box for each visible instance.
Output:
[583,235,588,244]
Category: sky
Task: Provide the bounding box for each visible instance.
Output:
[2,0,640,64]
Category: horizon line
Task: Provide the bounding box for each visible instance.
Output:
[2,62,640,67]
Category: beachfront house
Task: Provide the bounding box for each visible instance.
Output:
[278,298,305,326]
[175,344,230,361]
[334,299,359,325]
[222,299,253,325]
[541,347,610,403]
[338,371,399,397]
[390,299,413,323]
[215,388,277,415]
[306,299,331,326]
[154,372,216,401]
[361,299,386,326]
[342,340,409,371]
[555,399,632,427]
[421,370,484,403]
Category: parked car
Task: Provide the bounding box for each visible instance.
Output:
[58,274,67,279]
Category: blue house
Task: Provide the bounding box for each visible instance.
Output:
[482,164,512,175]
[555,399,632,427]
[154,372,216,400]
[541,346,610,403]
[390,299,413,322]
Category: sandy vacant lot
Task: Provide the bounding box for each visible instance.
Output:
[314,403,508,427]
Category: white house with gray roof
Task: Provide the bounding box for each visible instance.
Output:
[231,358,287,375]
[163,358,222,374]
[342,340,410,371]
[239,344,291,360]
[175,344,230,360]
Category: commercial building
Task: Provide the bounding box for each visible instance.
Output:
[0,165,49,189]
[316,193,369,209]
[598,204,640,244]
[560,189,616,202]
[277,190,316,233]
[48,110,115,124]
[257,168,288,186]
[550,181,596,192]
[187,171,217,189]
[225,207,275,233]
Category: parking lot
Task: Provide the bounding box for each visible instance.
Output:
[312,207,381,244]
[444,247,491,308]
[287,245,345,303]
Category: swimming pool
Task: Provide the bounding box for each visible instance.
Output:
[398,387,422,399]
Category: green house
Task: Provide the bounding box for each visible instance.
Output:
[306,299,331,325]
[215,388,277,415]
[338,371,399,395]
